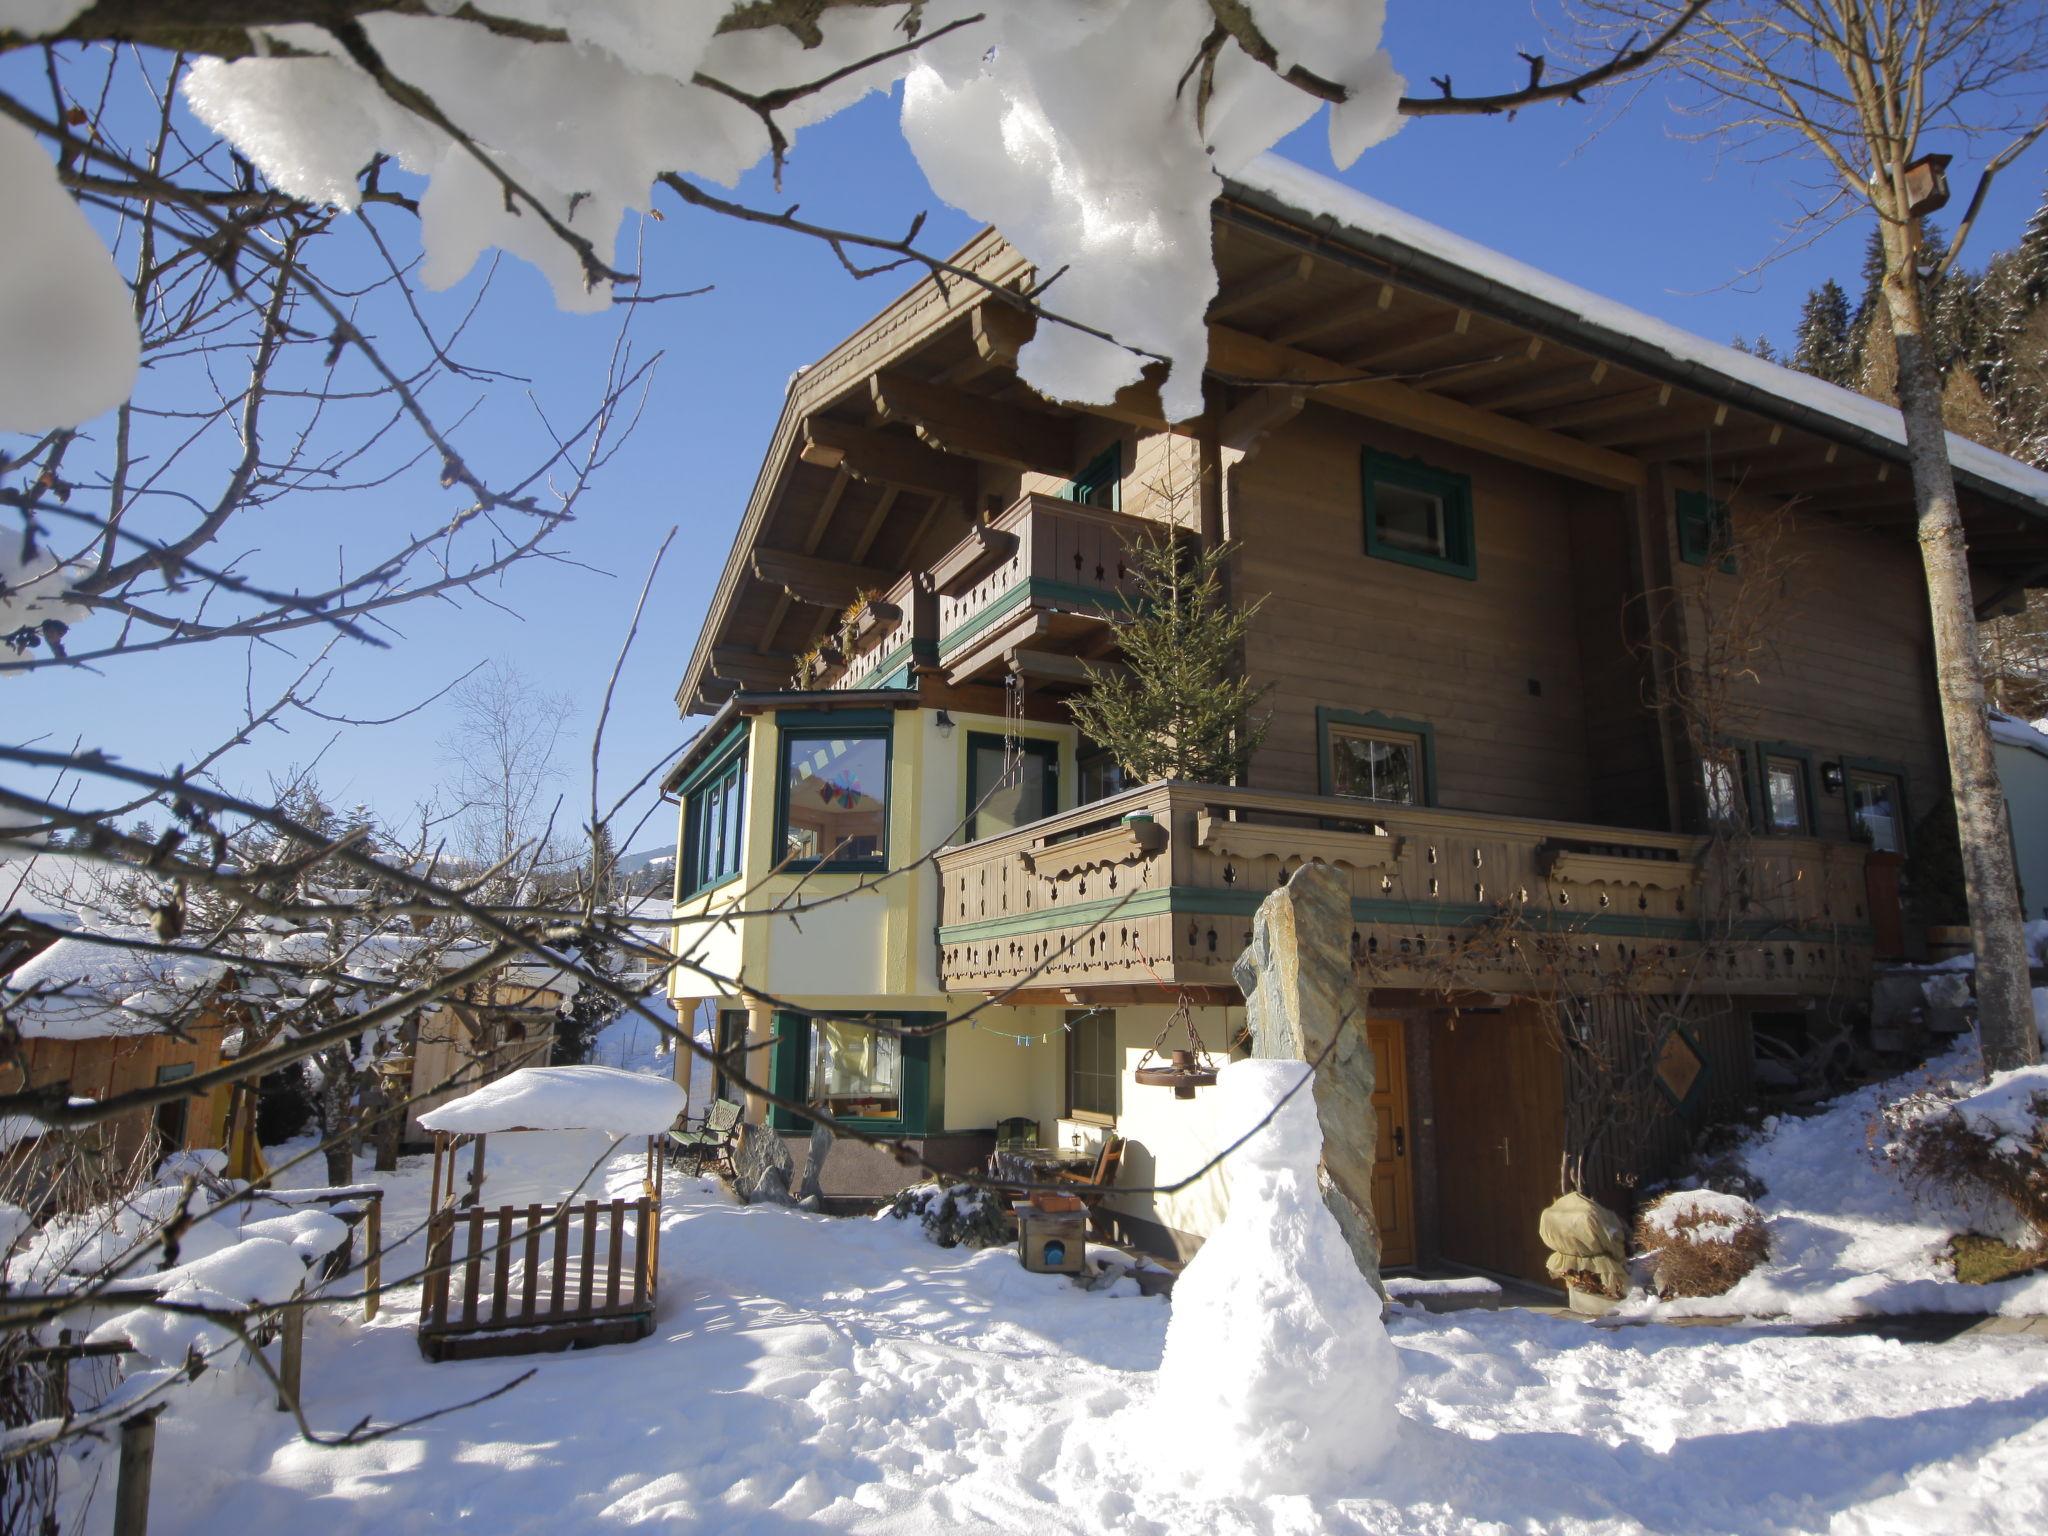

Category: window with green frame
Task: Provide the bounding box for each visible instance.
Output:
[679,737,747,895]
[966,733,1059,840]
[1362,449,1476,579]
[768,1012,938,1132]
[1677,490,1736,572]
[1064,441,1121,510]
[775,717,891,871]
[1755,744,1816,836]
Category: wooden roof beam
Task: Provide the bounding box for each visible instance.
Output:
[1344,307,1473,368]
[709,646,796,692]
[1268,282,1395,347]
[1521,383,1672,433]
[1635,422,1787,464]
[869,369,1076,476]
[1207,325,1643,491]
[1415,336,1547,396]
[800,416,978,504]
[751,547,894,609]
[1208,253,1314,321]
[1218,385,1307,458]
[1462,359,1613,414]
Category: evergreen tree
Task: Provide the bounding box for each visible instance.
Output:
[1792,279,1855,386]
[1068,534,1270,785]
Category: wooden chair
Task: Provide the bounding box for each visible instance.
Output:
[1053,1134,1124,1235]
[666,1097,743,1178]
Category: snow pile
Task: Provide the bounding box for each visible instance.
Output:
[1137,1057,1399,1498]
[1630,1043,2048,1320]
[417,1063,683,1136]
[0,115,139,430]
[153,3,1403,427]
[1640,1188,1758,1242]
[1952,1065,2048,1148]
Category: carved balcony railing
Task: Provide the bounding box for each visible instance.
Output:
[932,493,1164,685]
[828,569,927,692]
[934,782,1874,999]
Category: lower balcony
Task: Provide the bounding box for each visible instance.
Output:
[934,783,1875,1000]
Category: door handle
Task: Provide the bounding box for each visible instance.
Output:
[1498,1136,1512,1167]
[1392,1125,1406,1158]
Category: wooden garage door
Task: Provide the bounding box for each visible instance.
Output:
[1431,1007,1565,1283]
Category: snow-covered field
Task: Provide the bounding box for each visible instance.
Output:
[114,1131,2048,1536]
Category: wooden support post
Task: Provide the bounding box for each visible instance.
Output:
[363,1197,382,1322]
[113,1407,165,1536]
[742,1002,774,1125]
[275,1301,304,1414]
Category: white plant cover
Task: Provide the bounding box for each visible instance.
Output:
[417,1063,684,1136]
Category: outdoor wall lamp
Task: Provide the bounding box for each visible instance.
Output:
[935,709,955,738]
[1821,761,1845,794]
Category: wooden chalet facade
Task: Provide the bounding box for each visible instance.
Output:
[664,157,2048,1282]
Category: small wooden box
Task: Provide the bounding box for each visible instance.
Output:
[1016,1205,1086,1275]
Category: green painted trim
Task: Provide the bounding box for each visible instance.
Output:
[935,884,1873,947]
[773,720,893,875]
[674,720,749,798]
[679,744,747,897]
[768,1011,937,1134]
[965,732,1060,840]
[1063,440,1122,511]
[938,577,1135,660]
[1362,449,1477,581]
[1753,741,1819,837]
[776,707,899,729]
[1316,705,1439,807]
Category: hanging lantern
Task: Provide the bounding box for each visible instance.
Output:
[1133,994,1220,1099]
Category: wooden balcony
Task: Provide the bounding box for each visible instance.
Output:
[933,493,1163,685]
[827,569,927,692]
[934,783,1874,1000]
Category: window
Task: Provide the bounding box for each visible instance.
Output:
[1702,752,1747,829]
[1363,450,1476,580]
[768,1010,937,1131]
[1677,490,1736,572]
[1078,746,1128,806]
[777,724,890,869]
[1067,1009,1119,1121]
[681,746,746,895]
[809,1018,903,1120]
[1064,442,1121,510]
[1759,749,1813,835]
[1329,726,1422,805]
[154,1061,195,1149]
[966,734,1059,840]
[1848,770,1906,853]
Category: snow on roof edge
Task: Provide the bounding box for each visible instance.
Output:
[1228,154,2048,515]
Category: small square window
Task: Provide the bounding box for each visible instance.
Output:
[1363,451,1475,579]
[1330,727,1421,806]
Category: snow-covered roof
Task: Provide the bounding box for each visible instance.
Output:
[416,1065,683,1136]
[1228,155,2048,517]
[1988,712,2048,762]
[4,929,230,1040]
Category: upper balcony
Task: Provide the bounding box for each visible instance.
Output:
[934,782,1874,1001]
[932,493,1164,687]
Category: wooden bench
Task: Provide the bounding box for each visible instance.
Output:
[666,1098,742,1178]
[1052,1135,1124,1237]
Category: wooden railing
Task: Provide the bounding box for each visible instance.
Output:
[418,1194,658,1355]
[934,782,1874,997]
[933,493,1161,681]
[829,569,924,692]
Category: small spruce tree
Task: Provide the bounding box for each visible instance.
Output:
[1068,533,1269,785]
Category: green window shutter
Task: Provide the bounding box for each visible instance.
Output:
[1677,491,1735,573]
[768,1012,810,1132]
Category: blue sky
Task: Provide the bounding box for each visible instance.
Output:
[13,5,2048,856]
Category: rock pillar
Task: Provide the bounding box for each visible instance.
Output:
[1231,860,1382,1294]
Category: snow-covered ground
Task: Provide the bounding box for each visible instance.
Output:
[102,1129,2048,1536]
[1627,1040,2048,1323]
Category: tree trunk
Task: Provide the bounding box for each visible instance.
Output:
[1881,222,2041,1073]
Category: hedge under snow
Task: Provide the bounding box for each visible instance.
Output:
[1,1,1404,431]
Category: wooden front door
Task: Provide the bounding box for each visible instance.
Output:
[1367,1019,1415,1268]
[1431,1007,1566,1283]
